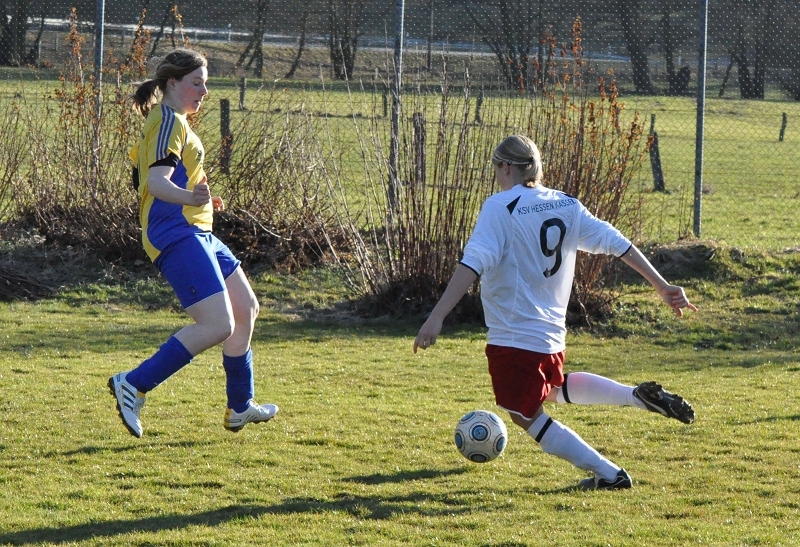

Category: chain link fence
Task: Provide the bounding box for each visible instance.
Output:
[1,0,798,250]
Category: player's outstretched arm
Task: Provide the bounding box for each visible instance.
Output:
[414,265,478,354]
[620,245,698,317]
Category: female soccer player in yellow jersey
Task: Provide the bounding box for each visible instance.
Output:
[415,135,696,490]
[109,48,278,437]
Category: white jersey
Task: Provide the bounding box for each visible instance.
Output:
[460,184,632,354]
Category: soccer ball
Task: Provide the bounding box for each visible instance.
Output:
[454,410,508,463]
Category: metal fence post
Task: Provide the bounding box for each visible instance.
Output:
[388,0,405,215]
[92,0,105,192]
[693,0,708,238]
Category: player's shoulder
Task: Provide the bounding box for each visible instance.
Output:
[483,188,525,217]
[496,185,582,216]
[144,105,186,132]
[536,185,578,200]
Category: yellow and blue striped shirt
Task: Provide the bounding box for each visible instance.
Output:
[129,104,212,262]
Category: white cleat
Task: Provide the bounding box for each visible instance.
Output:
[224,399,279,432]
[108,371,146,438]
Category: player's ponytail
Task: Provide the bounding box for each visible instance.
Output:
[129,79,162,117]
[492,135,543,188]
[128,48,207,117]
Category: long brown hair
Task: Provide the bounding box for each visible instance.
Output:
[128,48,207,117]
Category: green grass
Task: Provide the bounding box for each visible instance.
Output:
[624,96,800,248]
[1,247,800,546]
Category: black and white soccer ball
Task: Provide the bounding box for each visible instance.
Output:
[454,410,508,463]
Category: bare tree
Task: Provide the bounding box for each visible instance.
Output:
[616,0,655,94]
[465,0,537,90]
[658,0,693,95]
[23,10,46,66]
[149,3,171,58]
[725,0,778,99]
[328,0,363,80]
[0,0,30,66]
[237,0,270,78]
[285,0,310,78]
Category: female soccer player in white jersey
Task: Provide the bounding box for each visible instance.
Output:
[414,134,696,489]
[108,48,278,438]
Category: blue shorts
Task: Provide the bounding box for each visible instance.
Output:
[154,232,241,309]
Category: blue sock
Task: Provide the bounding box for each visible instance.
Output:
[223,348,255,413]
[126,336,194,393]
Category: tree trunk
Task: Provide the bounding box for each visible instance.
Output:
[718,58,734,97]
[661,10,676,90]
[23,11,46,66]
[149,5,171,58]
[617,0,655,94]
[328,0,362,80]
[0,0,30,66]
[237,0,269,78]
[735,54,762,99]
[466,0,534,90]
[284,0,309,78]
[426,0,433,71]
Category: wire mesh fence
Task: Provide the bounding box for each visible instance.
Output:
[0,0,798,250]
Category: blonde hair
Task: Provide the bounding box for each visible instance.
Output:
[492,135,543,188]
[128,48,207,117]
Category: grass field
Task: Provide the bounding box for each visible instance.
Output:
[0,244,799,546]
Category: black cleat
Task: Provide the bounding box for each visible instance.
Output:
[579,469,633,490]
[634,381,695,424]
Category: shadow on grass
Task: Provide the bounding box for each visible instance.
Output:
[0,464,600,545]
[343,467,470,484]
[45,440,214,459]
[0,505,269,545]
[726,414,800,426]
[0,491,477,545]
[1,311,427,356]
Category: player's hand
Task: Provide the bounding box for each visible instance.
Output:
[211,196,225,211]
[191,180,212,206]
[414,316,443,354]
[659,285,697,317]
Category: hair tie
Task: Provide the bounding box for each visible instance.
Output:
[493,154,536,166]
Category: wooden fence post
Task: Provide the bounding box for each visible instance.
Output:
[238,77,247,111]
[649,114,665,192]
[475,90,484,124]
[413,112,426,186]
[779,113,787,142]
[220,98,232,174]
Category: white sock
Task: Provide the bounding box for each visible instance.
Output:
[527,413,620,481]
[556,372,645,409]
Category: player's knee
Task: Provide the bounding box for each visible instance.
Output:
[208,315,235,345]
[508,412,535,431]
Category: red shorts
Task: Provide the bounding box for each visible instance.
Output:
[485,344,565,420]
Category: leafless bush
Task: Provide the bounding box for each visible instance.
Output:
[1,14,644,321]
[203,87,340,270]
[12,9,142,260]
[0,100,28,223]
[318,19,647,321]
[532,21,648,323]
